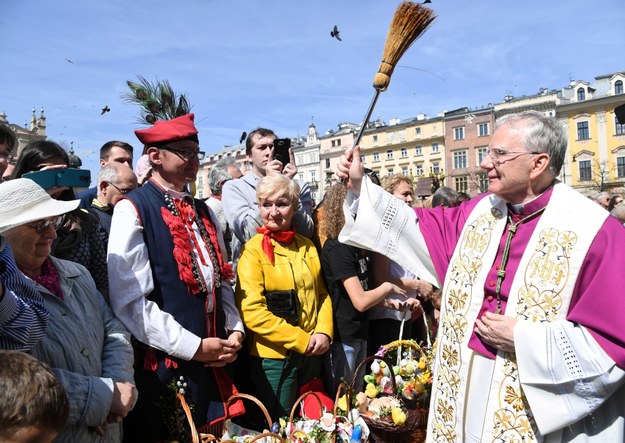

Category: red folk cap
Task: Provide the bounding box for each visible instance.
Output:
[134,113,198,145]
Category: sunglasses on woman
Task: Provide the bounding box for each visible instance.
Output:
[25,216,63,234]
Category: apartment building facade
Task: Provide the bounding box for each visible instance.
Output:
[557,72,625,195]
[443,107,494,196]
[293,124,322,204]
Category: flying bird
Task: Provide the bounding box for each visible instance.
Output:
[239,131,247,144]
[101,105,111,115]
[65,58,74,64]
[423,0,432,3]
[330,25,342,41]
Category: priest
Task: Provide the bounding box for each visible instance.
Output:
[337,110,625,442]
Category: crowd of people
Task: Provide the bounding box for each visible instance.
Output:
[1,110,625,443]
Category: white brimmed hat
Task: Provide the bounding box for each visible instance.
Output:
[0,178,80,234]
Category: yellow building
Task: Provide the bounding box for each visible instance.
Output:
[557,72,625,195]
[358,114,445,198]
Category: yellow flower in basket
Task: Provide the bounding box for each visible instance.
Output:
[365,383,379,399]
[391,407,407,425]
[418,358,427,370]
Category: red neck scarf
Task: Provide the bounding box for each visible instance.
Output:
[256,226,296,265]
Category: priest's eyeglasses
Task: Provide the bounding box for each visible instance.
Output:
[161,146,206,161]
[25,216,63,234]
[485,148,540,166]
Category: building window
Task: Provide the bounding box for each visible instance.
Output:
[577,87,586,101]
[298,173,304,181]
[616,117,625,136]
[618,157,625,178]
[386,150,394,160]
[415,127,421,135]
[331,139,342,147]
[431,143,439,153]
[373,135,378,142]
[416,164,424,176]
[615,80,623,95]
[577,121,590,140]
[477,146,488,165]
[387,168,394,175]
[325,158,331,169]
[579,159,592,181]
[402,166,409,176]
[414,145,422,156]
[310,170,317,182]
[400,147,408,158]
[373,152,380,162]
[360,154,366,163]
[453,126,465,140]
[478,122,489,137]
[431,162,440,174]
[454,176,468,193]
[453,150,468,169]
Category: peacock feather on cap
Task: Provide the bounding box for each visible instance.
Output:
[122,75,192,125]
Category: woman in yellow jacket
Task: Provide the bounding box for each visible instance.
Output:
[236,174,333,418]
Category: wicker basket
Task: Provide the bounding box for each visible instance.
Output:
[177,392,281,443]
[375,340,431,417]
[176,393,219,443]
[350,355,422,443]
[288,389,374,443]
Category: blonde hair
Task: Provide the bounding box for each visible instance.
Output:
[256,174,300,207]
[381,174,414,194]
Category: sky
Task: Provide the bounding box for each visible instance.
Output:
[1,0,624,177]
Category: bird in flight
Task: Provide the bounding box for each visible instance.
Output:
[101,105,111,115]
[65,58,74,64]
[423,0,432,3]
[330,25,342,41]
[239,131,247,144]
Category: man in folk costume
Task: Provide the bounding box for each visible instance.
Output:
[337,111,625,442]
[107,113,245,442]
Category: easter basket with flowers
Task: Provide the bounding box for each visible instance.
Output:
[367,339,434,416]
[349,355,421,443]
[273,387,369,443]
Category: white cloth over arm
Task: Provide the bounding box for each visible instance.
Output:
[338,175,440,287]
[515,320,625,442]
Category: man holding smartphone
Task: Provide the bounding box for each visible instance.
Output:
[222,128,314,267]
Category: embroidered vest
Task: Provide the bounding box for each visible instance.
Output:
[126,181,226,342]
[126,182,242,429]
[426,184,608,443]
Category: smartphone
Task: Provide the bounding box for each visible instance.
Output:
[23,168,91,190]
[272,138,291,165]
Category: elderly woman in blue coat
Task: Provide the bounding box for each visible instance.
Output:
[0,178,136,443]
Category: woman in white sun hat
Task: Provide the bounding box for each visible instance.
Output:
[0,178,136,443]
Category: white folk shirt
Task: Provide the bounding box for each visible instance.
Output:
[107,196,244,362]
